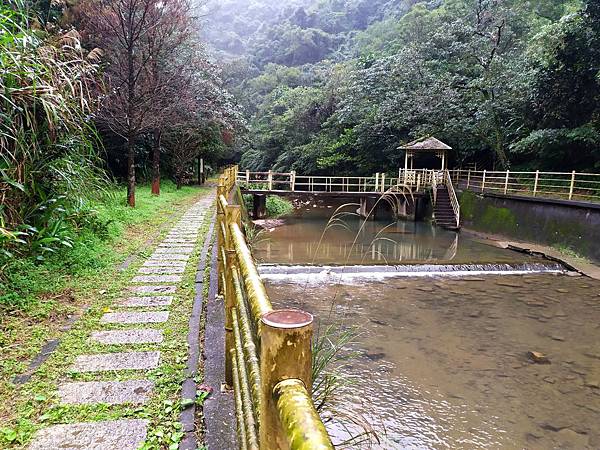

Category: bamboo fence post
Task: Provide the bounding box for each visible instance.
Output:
[381,173,386,192]
[290,171,296,191]
[467,169,471,189]
[268,170,273,191]
[569,170,576,200]
[259,309,313,450]
[504,170,509,195]
[246,170,250,184]
[224,204,241,386]
[375,173,379,192]
[533,170,539,196]
[482,170,487,192]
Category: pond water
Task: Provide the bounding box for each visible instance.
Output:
[253,217,544,266]
[266,275,600,449]
[257,214,600,449]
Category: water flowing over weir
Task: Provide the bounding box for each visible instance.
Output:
[259,262,567,284]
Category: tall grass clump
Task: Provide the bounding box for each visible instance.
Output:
[0,0,107,263]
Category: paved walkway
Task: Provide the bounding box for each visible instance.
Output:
[28,194,213,450]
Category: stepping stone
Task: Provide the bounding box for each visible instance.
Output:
[129,285,177,294]
[148,254,189,261]
[101,311,169,324]
[138,266,185,274]
[70,351,160,372]
[143,260,187,267]
[152,248,193,254]
[158,244,195,249]
[132,275,182,283]
[91,329,164,344]
[58,380,154,405]
[29,419,148,450]
[118,296,173,307]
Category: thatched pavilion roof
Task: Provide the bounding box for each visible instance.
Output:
[398,136,452,151]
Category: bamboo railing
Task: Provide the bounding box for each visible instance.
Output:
[217,166,334,450]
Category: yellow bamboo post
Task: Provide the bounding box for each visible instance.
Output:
[259,309,313,450]
[290,171,296,191]
[224,204,241,386]
[504,170,509,195]
[533,170,539,196]
[268,170,273,191]
[569,170,576,200]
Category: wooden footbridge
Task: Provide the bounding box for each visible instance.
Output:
[237,168,462,230]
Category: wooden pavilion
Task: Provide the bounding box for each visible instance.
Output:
[399,136,452,171]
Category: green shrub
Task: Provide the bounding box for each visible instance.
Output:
[266,196,293,218]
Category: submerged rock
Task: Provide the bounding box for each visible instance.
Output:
[253,219,286,231]
[528,351,551,364]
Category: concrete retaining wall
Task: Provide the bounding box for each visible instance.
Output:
[459,191,600,263]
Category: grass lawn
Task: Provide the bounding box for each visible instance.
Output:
[0,182,209,437]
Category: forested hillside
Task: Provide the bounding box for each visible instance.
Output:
[203,0,599,174]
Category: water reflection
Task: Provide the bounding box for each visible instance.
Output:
[254,218,537,265]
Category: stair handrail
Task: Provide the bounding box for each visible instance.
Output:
[431,171,438,205]
[443,169,460,228]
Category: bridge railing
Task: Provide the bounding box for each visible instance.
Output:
[450,169,600,203]
[217,168,334,450]
[238,169,443,193]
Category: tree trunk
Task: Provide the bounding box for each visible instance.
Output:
[127,137,136,207]
[151,129,161,195]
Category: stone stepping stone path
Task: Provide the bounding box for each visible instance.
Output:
[131,274,183,283]
[118,296,173,307]
[91,329,164,344]
[29,419,148,450]
[58,380,154,405]
[138,266,186,274]
[70,351,161,372]
[100,311,170,324]
[28,195,213,449]
[129,285,178,294]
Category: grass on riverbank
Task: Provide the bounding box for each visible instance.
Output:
[0,182,208,403]
[0,196,214,449]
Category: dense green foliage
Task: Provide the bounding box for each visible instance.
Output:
[0,182,199,309]
[0,1,108,261]
[204,0,599,174]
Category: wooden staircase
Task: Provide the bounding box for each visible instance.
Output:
[433,171,461,230]
[433,186,459,230]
